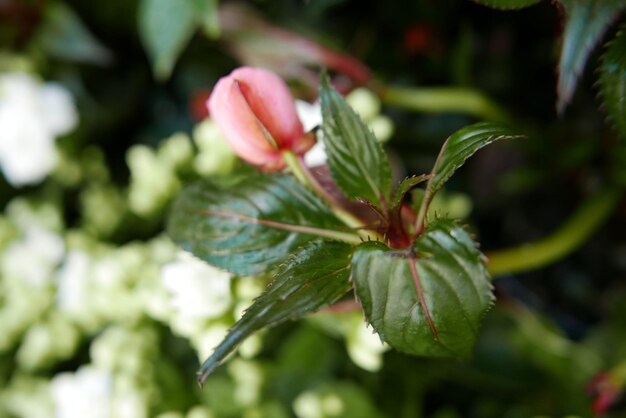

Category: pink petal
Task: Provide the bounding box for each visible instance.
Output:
[209,72,279,166]
[229,67,304,148]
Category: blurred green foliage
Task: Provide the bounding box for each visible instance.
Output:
[0,0,625,417]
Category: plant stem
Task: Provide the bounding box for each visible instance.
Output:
[282,150,368,231]
[486,187,622,277]
[282,150,310,186]
[376,83,511,123]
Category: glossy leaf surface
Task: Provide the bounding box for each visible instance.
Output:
[197,241,353,384]
[557,0,626,113]
[167,173,345,276]
[419,122,522,218]
[352,219,494,358]
[320,76,392,210]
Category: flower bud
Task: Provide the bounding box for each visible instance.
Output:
[208,67,314,171]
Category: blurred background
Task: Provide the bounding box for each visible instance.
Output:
[1,0,626,417]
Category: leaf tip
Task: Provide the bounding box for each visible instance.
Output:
[197,367,210,388]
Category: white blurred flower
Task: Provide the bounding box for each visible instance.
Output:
[303,141,328,168]
[346,322,388,372]
[367,115,394,142]
[0,72,78,186]
[90,326,157,377]
[294,391,345,418]
[345,87,380,121]
[320,394,344,416]
[227,358,263,406]
[16,313,80,371]
[161,252,232,320]
[111,391,148,418]
[192,324,229,362]
[0,106,56,185]
[298,89,394,168]
[186,406,215,418]
[55,245,147,329]
[126,144,180,216]
[295,100,322,132]
[1,375,54,418]
[293,391,323,418]
[192,119,237,176]
[0,245,57,350]
[5,197,64,231]
[159,132,194,169]
[39,83,79,136]
[296,100,326,168]
[56,251,91,314]
[51,366,113,418]
[2,226,64,287]
[155,413,184,418]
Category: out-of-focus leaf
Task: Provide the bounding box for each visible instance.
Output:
[557,0,626,113]
[167,173,346,276]
[138,0,198,80]
[320,75,392,211]
[218,3,371,96]
[470,0,542,10]
[417,122,522,224]
[352,219,494,358]
[190,0,220,38]
[34,2,112,65]
[599,25,626,140]
[197,241,353,385]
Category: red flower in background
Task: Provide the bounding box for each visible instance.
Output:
[586,371,626,416]
[219,4,370,98]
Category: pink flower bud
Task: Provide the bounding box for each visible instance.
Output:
[208,67,314,171]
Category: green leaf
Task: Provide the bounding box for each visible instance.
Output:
[352,219,494,358]
[167,173,348,276]
[138,0,199,80]
[197,240,353,385]
[34,2,112,65]
[190,0,221,39]
[391,175,430,211]
[599,25,626,140]
[320,75,392,211]
[470,0,542,10]
[417,122,522,226]
[557,0,626,113]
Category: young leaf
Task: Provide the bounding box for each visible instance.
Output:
[416,122,522,227]
[167,173,349,276]
[470,0,542,10]
[391,175,430,211]
[599,25,626,140]
[352,219,494,358]
[138,0,198,80]
[320,75,392,211]
[557,0,626,113]
[197,240,354,385]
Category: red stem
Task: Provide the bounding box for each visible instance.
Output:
[408,257,439,341]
